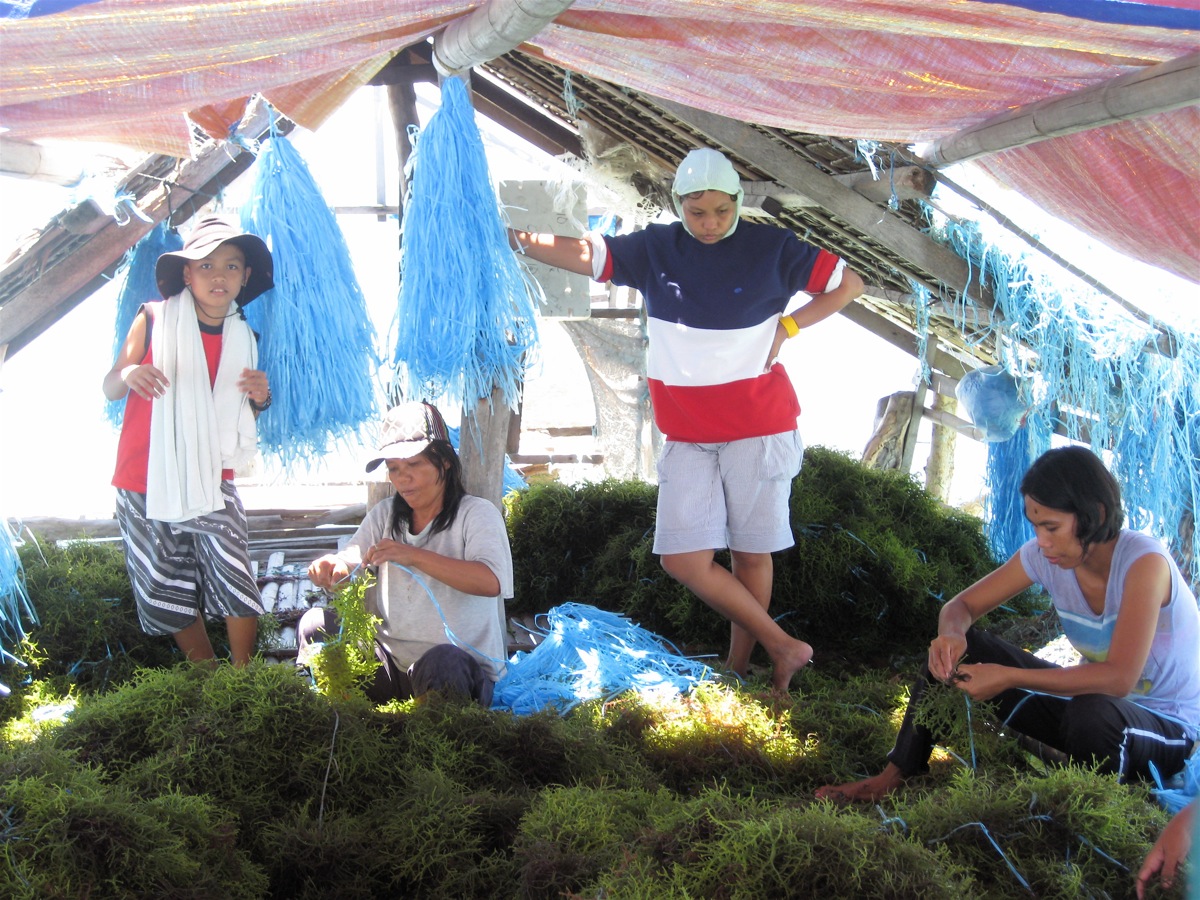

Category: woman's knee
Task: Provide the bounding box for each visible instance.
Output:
[410,645,492,706]
[660,550,711,583]
[296,606,336,647]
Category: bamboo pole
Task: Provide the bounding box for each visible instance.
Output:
[432,0,577,76]
[924,51,1200,167]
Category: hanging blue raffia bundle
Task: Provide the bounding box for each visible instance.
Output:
[927,210,1200,585]
[984,425,1036,562]
[104,221,183,426]
[392,75,538,413]
[492,602,716,715]
[0,517,37,697]
[240,131,379,470]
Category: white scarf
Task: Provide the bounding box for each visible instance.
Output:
[145,289,258,523]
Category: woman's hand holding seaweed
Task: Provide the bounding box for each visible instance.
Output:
[948,662,1010,701]
[308,554,351,590]
[928,633,967,683]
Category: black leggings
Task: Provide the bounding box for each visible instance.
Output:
[888,629,1194,783]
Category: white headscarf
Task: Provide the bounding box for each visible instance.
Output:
[671,148,745,240]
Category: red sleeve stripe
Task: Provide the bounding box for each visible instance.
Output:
[804,249,840,294]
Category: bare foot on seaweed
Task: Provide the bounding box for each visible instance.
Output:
[814,763,905,804]
[770,639,814,695]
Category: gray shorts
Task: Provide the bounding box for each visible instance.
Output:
[653,431,804,556]
[116,483,263,636]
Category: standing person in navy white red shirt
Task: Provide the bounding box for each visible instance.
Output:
[509,148,864,693]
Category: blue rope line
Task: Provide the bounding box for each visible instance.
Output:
[874,804,909,835]
[1072,833,1128,873]
[927,820,1033,893]
[388,562,507,667]
[964,694,977,769]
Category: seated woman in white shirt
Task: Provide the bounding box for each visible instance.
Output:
[303,402,513,706]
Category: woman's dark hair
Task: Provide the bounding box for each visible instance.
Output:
[388,440,466,537]
[1020,445,1123,550]
[680,189,738,201]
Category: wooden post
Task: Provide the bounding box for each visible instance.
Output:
[460,386,512,513]
[898,340,940,474]
[924,392,957,502]
[366,481,395,513]
[862,391,914,471]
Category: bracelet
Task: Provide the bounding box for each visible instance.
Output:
[780,314,800,338]
[250,389,272,412]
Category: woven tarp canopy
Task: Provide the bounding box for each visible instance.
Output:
[1,0,1197,285]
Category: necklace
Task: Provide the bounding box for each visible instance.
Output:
[192,300,243,324]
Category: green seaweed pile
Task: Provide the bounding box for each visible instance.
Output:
[507,446,1037,667]
[1,666,1174,898]
[0,450,1179,898]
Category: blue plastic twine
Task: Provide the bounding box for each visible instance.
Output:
[391,75,539,415]
[240,129,380,471]
[105,221,183,427]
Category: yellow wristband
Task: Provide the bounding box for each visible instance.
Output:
[780,314,800,338]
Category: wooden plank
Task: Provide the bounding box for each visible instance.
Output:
[249,534,352,549]
[246,525,358,543]
[259,552,287,613]
[17,517,120,541]
[245,505,358,518]
[509,453,605,465]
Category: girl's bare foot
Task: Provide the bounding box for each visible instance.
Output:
[771,639,814,694]
[814,764,905,804]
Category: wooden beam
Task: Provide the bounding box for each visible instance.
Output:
[0,136,86,186]
[743,167,935,212]
[837,299,972,380]
[922,403,984,442]
[471,73,582,158]
[926,51,1200,167]
[0,102,286,356]
[652,98,990,307]
[866,282,996,330]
